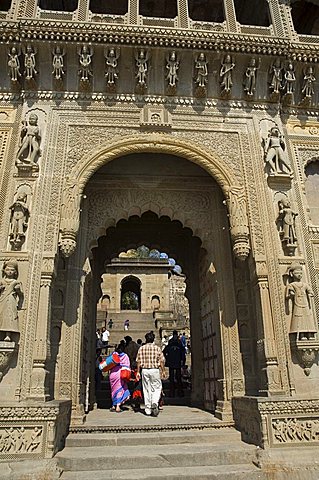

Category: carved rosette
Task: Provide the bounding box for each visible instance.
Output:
[59,180,81,258]
[225,186,250,261]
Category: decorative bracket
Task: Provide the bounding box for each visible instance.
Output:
[225,186,250,261]
[290,336,319,376]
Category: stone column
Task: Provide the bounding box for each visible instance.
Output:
[250,257,288,396]
[177,0,189,29]
[76,0,89,21]
[223,0,240,33]
[29,257,56,401]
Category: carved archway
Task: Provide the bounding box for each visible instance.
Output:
[60,133,250,261]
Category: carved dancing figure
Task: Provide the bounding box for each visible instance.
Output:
[302,66,316,99]
[263,126,292,175]
[0,260,24,342]
[243,57,260,96]
[220,55,235,94]
[283,62,296,95]
[24,44,37,81]
[78,45,93,82]
[16,113,41,166]
[269,58,282,94]
[166,51,179,88]
[195,53,208,88]
[105,47,120,85]
[8,47,21,82]
[27,427,42,452]
[135,49,149,87]
[278,199,298,246]
[286,264,317,340]
[9,193,30,249]
[52,45,65,80]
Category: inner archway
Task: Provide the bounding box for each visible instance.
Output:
[120,276,141,311]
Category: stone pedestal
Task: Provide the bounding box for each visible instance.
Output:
[0,400,71,460]
[233,396,319,448]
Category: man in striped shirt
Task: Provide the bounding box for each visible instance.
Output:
[136,331,166,416]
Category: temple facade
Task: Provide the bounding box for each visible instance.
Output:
[0,0,319,460]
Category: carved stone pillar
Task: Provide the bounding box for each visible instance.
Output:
[225,186,251,262]
[250,258,283,396]
[76,0,89,21]
[59,181,81,258]
[128,0,139,25]
[29,257,56,401]
[223,0,240,33]
[267,0,286,37]
[177,0,189,29]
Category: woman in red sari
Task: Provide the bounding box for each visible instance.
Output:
[109,344,131,412]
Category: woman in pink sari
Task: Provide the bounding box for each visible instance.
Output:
[109,344,131,412]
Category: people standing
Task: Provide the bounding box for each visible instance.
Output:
[164,330,185,397]
[124,319,130,331]
[101,326,110,354]
[136,331,166,416]
[109,344,131,412]
[108,318,114,329]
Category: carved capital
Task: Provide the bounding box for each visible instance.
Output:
[59,232,77,258]
[225,185,250,261]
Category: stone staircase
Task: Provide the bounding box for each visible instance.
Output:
[97,311,159,346]
[56,427,265,479]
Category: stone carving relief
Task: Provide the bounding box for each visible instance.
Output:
[9,187,30,251]
[262,125,292,181]
[269,58,282,99]
[285,263,319,375]
[59,180,81,257]
[16,112,41,173]
[194,52,208,96]
[166,51,179,94]
[282,62,296,103]
[220,55,235,96]
[301,66,316,104]
[7,46,21,84]
[78,45,93,87]
[23,44,37,83]
[104,47,120,91]
[0,426,42,454]
[243,57,260,97]
[135,49,149,93]
[272,418,319,444]
[277,199,298,256]
[52,45,65,83]
[0,260,24,343]
[224,186,250,261]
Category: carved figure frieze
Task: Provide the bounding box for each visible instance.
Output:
[301,66,316,104]
[166,51,179,93]
[269,58,282,97]
[8,46,21,83]
[272,418,319,444]
[285,264,317,341]
[263,126,292,177]
[282,62,296,102]
[194,53,208,96]
[0,426,43,454]
[9,190,30,251]
[0,260,24,342]
[135,49,149,92]
[220,55,235,96]
[78,45,93,86]
[16,112,41,172]
[23,44,37,82]
[277,199,298,256]
[105,47,120,90]
[52,45,65,82]
[243,57,260,97]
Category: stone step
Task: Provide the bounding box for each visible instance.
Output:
[65,429,241,447]
[60,464,265,480]
[56,442,256,472]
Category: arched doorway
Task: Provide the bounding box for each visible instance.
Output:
[120,276,141,311]
[53,149,256,423]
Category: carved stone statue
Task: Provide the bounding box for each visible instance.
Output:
[8,47,21,82]
[9,193,30,250]
[286,264,317,340]
[0,260,24,342]
[283,62,296,95]
[243,57,260,96]
[105,47,120,87]
[194,53,208,88]
[263,126,292,175]
[220,54,235,95]
[52,45,65,81]
[166,51,179,88]
[277,199,298,254]
[24,44,37,81]
[135,49,149,89]
[78,45,93,82]
[269,59,282,95]
[16,113,41,167]
[302,66,315,100]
